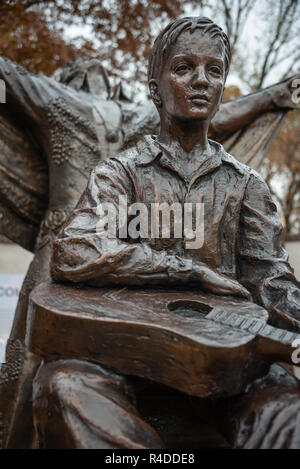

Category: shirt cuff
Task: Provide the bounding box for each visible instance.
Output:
[167,255,193,281]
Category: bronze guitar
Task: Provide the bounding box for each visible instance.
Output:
[27,281,300,399]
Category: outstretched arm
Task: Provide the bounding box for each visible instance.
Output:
[209,75,299,142]
[0,58,53,251]
[0,56,68,124]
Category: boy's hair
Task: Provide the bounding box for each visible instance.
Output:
[148,17,231,82]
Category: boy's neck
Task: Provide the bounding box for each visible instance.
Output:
[158,117,210,154]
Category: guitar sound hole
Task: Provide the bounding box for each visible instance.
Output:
[167,300,213,318]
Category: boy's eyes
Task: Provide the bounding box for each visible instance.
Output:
[209,66,222,76]
[173,63,223,76]
[174,64,191,74]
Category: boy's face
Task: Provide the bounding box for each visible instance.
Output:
[154,31,226,124]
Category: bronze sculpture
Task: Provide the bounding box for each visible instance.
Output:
[0,53,297,345]
[0,16,300,448]
[25,17,300,448]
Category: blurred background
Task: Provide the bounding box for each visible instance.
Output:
[0,0,299,360]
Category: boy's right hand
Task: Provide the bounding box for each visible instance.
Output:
[194,263,252,300]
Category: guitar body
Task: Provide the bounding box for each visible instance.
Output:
[27,282,276,399]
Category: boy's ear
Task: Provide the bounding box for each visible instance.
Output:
[149,79,162,107]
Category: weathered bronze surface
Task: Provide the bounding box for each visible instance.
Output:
[51,133,300,333]
[1,15,300,449]
[28,282,300,399]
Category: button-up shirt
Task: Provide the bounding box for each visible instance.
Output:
[52,135,300,329]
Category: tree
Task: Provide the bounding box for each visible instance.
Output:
[211,0,256,54]
[0,1,191,84]
[209,0,300,91]
[1,1,299,92]
[252,0,300,89]
[0,1,78,76]
[264,111,300,237]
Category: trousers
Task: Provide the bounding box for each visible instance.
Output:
[32,359,300,449]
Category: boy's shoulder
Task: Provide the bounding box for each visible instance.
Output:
[111,135,158,168]
[218,145,251,176]
[91,136,158,182]
[219,146,272,199]
[218,144,265,184]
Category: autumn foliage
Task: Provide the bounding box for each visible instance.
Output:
[266,111,300,236]
[0,0,187,79]
[0,1,77,75]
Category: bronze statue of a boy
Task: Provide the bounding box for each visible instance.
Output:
[32,17,300,449]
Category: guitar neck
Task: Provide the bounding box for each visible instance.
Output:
[206,309,300,365]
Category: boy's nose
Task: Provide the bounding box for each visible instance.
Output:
[191,66,209,88]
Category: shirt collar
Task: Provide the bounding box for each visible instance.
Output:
[136,135,245,181]
[137,135,222,184]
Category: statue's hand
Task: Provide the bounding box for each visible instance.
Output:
[194,264,252,300]
[270,74,300,110]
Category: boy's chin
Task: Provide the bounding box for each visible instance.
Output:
[181,105,215,121]
[182,111,212,122]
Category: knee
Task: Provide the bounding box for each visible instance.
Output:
[32,359,117,411]
[32,360,80,414]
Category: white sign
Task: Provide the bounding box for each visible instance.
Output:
[0,274,24,364]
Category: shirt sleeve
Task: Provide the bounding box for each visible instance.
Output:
[51,157,193,286]
[238,171,300,331]
[0,56,64,122]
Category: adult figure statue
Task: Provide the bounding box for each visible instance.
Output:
[26,17,300,449]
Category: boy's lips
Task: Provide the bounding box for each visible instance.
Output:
[189,94,211,104]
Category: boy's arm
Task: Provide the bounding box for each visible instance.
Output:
[238,172,300,332]
[51,158,193,286]
[51,157,250,298]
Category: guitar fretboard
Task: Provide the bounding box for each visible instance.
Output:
[206,309,300,347]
